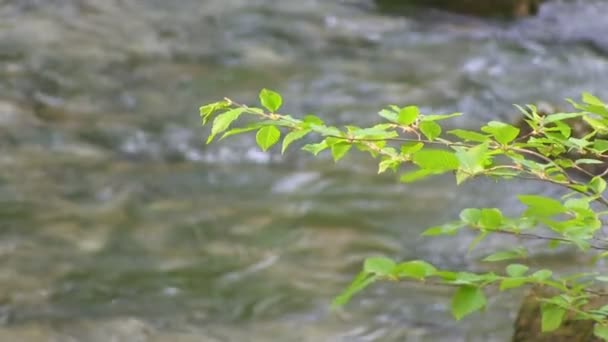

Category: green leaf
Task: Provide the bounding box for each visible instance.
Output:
[397,106,419,126]
[518,195,566,217]
[207,108,245,143]
[460,208,481,225]
[282,129,311,153]
[310,125,342,137]
[419,121,442,141]
[256,126,281,151]
[499,278,527,291]
[332,271,377,308]
[220,122,267,140]
[454,143,490,184]
[351,127,398,139]
[506,264,529,277]
[378,109,398,123]
[393,260,436,280]
[364,257,396,276]
[422,222,463,236]
[412,149,459,171]
[541,304,566,332]
[483,247,527,262]
[401,142,424,155]
[481,121,520,145]
[551,121,572,138]
[468,231,488,252]
[400,169,434,183]
[594,324,608,341]
[302,140,329,156]
[421,113,461,121]
[479,208,503,229]
[448,129,490,142]
[259,88,282,112]
[594,139,608,153]
[590,176,607,194]
[576,159,604,165]
[200,100,231,125]
[331,142,352,162]
[583,92,605,107]
[543,112,586,123]
[303,115,324,125]
[451,286,486,320]
[378,158,401,174]
[532,269,553,280]
[584,116,608,134]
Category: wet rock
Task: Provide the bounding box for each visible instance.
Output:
[57,317,152,342]
[375,0,544,18]
[513,286,606,342]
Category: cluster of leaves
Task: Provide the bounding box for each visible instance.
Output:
[201,89,608,339]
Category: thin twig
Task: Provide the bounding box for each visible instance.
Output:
[492,229,608,251]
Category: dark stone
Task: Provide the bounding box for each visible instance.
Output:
[375,0,545,18]
[512,286,606,342]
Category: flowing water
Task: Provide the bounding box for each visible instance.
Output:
[1,0,608,341]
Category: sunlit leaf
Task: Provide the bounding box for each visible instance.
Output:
[541,303,566,332]
[400,169,434,183]
[397,106,419,126]
[518,195,566,217]
[378,109,398,123]
[481,121,520,145]
[256,125,281,151]
[593,139,608,153]
[506,264,529,277]
[310,125,342,137]
[331,142,352,162]
[422,222,464,236]
[259,88,282,112]
[332,271,377,308]
[393,260,436,280]
[460,208,481,225]
[594,324,608,341]
[419,121,442,141]
[590,176,607,194]
[451,286,486,320]
[401,142,424,155]
[412,149,459,171]
[448,129,490,142]
[479,208,503,229]
[200,100,231,124]
[454,143,490,183]
[499,278,527,291]
[583,92,605,107]
[483,247,527,262]
[207,108,245,143]
[364,257,396,276]
[532,269,553,280]
[303,114,324,125]
[543,112,586,123]
[282,128,311,153]
[221,121,269,140]
[378,158,401,174]
[302,140,329,156]
[421,113,461,121]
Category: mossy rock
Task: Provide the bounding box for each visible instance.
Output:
[513,286,607,342]
[375,0,544,18]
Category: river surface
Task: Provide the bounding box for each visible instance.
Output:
[1,0,608,341]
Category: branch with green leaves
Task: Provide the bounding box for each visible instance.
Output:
[200,89,608,339]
